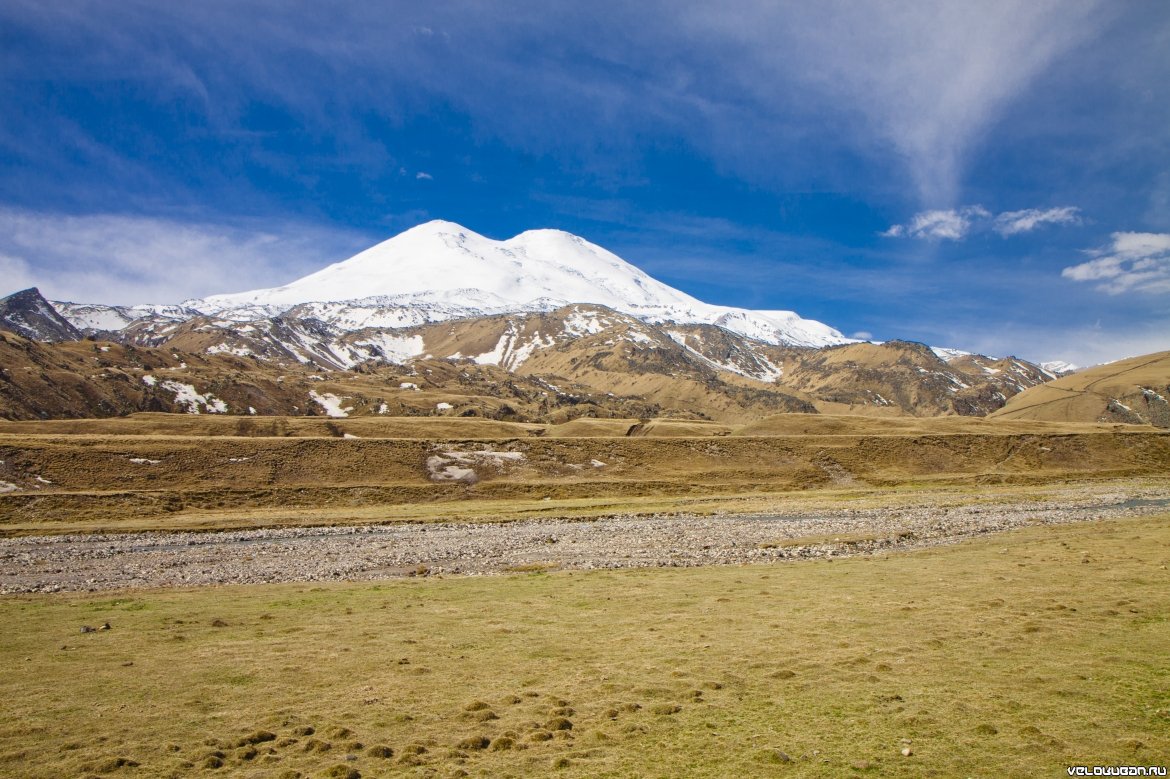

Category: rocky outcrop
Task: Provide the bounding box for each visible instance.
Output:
[0,288,82,343]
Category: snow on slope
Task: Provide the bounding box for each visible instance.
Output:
[53,301,199,332]
[190,220,851,348]
[1040,360,1079,376]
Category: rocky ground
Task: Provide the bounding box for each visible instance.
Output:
[4,487,1169,594]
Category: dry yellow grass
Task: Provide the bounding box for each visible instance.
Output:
[1,411,1150,440]
[543,418,736,437]
[2,415,1168,536]
[541,418,639,437]
[2,512,1168,777]
[0,413,544,439]
[735,412,1156,436]
[992,350,1170,426]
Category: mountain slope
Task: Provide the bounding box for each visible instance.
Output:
[8,297,1054,420]
[773,341,1056,417]
[185,220,851,348]
[0,288,82,343]
[989,351,1170,428]
[0,331,666,422]
[53,300,199,333]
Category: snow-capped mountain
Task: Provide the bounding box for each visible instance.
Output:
[0,221,1103,423]
[185,220,851,349]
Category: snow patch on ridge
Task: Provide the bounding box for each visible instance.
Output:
[1041,360,1079,376]
[346,334,426,366]
[309,390,352,418]
[471,321,557,371]
[931,347,972,362]
[665,330,784,382]
[152,380,228,414]
[53,301,198,332]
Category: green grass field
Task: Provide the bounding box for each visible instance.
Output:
[3,511,1168,778]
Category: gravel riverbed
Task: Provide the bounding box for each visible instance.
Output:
[4,489,1169,594]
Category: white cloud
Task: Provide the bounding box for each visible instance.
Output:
[851,330,873,340]
[0,209,374,305]
[993,206,1081,236]
[948,318,1170,368]
[886,204,1080,241]
[883,206,990,241]
[1062,232,1170,294]
[0,253,37,292]
[415,171,433,180]
[683,2,1110,204]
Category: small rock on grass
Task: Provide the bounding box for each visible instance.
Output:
[755,749,792,764]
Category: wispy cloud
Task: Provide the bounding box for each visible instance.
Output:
[0,2,1119,208]
[0,252,37,292]
[415,171,433,180]
[993,206,1081,236]
[941,317,1170,368]
[1062,232,1170,294]
[884,205,1080,241]
[683,2,1111,204]
[0,209,374,305]
[881,206,990,240]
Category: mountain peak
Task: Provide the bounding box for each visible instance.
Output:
[406,219,478,237]
[188,221,852,348]
[0,287,83,343]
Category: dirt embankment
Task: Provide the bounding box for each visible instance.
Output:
[2,430,1169,530]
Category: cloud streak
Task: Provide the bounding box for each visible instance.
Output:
[993,206,1082,236]
[1062,232,1170,294]
[681,1,1110,204]
[883,205,1079,241]
[0,2,1118,208]
[0,209,374,305]
[881,206,991,240]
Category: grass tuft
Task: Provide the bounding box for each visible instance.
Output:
[456,735,490,751]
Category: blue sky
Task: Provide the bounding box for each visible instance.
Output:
[1,1,1168,365]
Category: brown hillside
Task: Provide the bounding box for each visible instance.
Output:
[776,341,1052,417]
[2,299,1059,422]
[990,351,1170,428]
[400,307,819,421]
[0,332,661,423]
